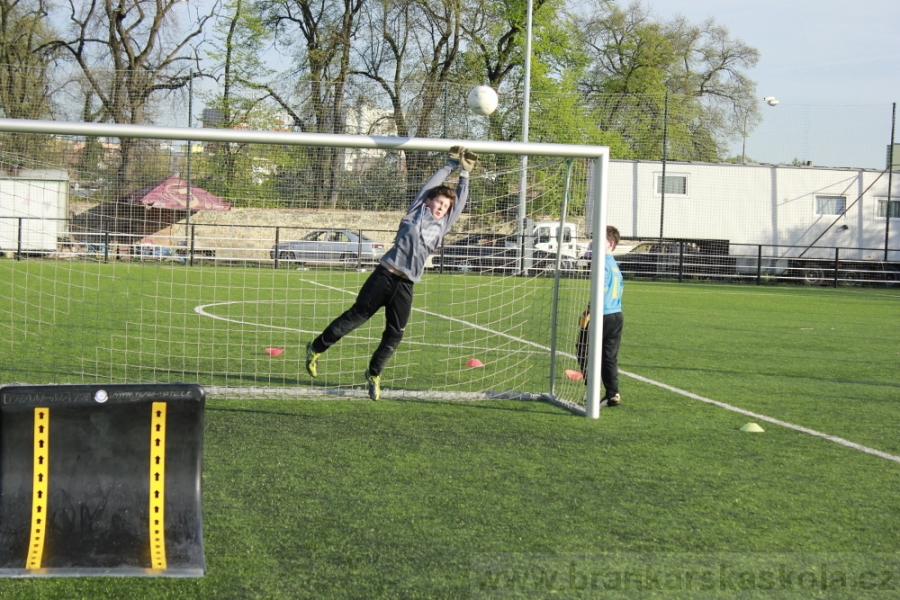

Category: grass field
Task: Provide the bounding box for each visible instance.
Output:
[0,261,899,598]
[0,262,581,399]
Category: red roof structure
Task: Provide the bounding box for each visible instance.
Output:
[120,177,231,211]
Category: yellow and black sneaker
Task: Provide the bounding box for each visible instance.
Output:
[600,394,621,407]
[365,369,381,401]
[305,341,321,378]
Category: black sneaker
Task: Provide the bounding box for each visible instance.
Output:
[600,394,621,407]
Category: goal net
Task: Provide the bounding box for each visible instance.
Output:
[0,119,609,416]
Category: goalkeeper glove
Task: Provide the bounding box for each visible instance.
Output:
[448,145,465,169]
[448,146,478,177]
[458,150,478,178]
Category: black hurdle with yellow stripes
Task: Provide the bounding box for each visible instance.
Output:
[0,383,206,577]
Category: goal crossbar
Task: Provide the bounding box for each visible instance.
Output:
[0,118,607,159]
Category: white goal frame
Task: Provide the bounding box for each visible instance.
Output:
[0,117,610,418]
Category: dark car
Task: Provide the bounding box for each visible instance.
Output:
[272,229,386,265]
[432,234,575,274]
[615,241,707,276]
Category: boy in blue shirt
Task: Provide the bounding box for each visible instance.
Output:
[304,147,477,400]
[575,225,624,406]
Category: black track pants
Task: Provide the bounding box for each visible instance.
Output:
[312,265,413,376]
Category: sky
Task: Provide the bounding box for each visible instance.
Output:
[172,0,900,169]
[640,0,900,168]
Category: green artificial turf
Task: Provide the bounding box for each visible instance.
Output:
[1,397,897,598]
[0,261,898,598]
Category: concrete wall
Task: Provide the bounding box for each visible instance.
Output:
[68,204,578,261]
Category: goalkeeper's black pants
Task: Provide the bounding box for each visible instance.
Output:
[576,311,624,398]
[311,264,413,377]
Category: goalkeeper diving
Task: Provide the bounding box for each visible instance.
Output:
[304,146,478,400]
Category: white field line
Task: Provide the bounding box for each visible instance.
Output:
[193,298,545,355]
[198,279,900,464]
[304,279,552,353]
[621,371,900,464]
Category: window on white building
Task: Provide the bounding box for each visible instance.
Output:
[877,198,900,219]
[815,195,846,215]
[656,175,687,195]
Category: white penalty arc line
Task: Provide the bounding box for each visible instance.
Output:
[194,296,548,357]
[624,371,900,465]
[303,279,553,354]
[194,301,307,332]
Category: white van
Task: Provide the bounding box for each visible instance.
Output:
[532,221,579,259]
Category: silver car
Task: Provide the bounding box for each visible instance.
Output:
[272,229,386,265]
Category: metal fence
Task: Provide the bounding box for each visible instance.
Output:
[4,217,898,287]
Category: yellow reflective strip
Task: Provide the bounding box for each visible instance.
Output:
[149,402,167,570]
[27,408,49,569]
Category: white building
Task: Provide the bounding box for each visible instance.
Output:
[0,169,69,252]
[592,160,900,261]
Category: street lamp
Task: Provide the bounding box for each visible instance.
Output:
[742,96,778,163]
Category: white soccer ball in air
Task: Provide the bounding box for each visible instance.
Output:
[468,86,499,116]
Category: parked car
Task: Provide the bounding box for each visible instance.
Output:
[579,240,633,269]
[433,234,577,274]
[272,230,386,265]
[615,241,713,277]
[132,241,185,263]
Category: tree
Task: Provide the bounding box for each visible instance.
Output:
[459,0,609,217]
[0,0,58,120]
[258,0,366,207]
[351,0,464,190]
[459,0,564,141]
[574,1,759,161]
[52,0,216,187]
[203,0,274,190]
[0,0,62,163]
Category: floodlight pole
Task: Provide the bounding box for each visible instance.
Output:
[885,102,896,261]
[516,0,533,274]
[741,112,748,164]
[185,74,193,250]
[658,91,668,242]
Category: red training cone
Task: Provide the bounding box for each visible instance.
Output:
[466,358,484,367]
[265,348,284,357]
[565,369,584,381]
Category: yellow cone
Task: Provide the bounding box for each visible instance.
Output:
[740,422,764,432]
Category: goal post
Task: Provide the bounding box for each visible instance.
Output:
[0,118,610,418]
[586,153,610,419]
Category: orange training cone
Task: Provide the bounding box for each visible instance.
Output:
[565,369,583,381]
